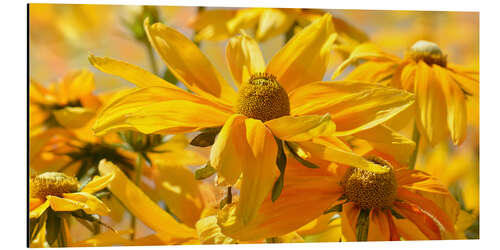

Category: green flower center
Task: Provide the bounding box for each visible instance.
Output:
[235,72,290,122]
[407,40,447,67]
[341,156,397,210]
[30,172,79,199]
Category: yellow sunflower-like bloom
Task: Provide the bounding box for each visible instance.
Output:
[332,41,479,146]
[227,150,460,241]
[30,69,101,133]
[89,13,414,240]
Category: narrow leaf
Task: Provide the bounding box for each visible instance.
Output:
[285,142,319,168]
[190,127,221,147]
[194,163,217,180]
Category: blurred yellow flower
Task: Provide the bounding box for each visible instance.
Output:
[333,41,479,146]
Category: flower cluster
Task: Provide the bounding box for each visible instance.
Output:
[29,4,479,247]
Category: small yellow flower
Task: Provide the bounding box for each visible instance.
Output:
[333,41,479,146]
[30,172,113,219]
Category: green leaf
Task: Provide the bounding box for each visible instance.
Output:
[71,210,115,232]
[194,163,217,180]
[163,67,178,85]
[356,209,370,241]
[271,137,287,202]
[284,142,319,168]
[45,209,61,246]
[190,127,221,147]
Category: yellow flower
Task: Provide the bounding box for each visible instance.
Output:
[191,8,368,52]
[30,69,101,132]
[333,41,479,146]
[222,150,460,241]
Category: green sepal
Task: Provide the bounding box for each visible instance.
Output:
[356,209,370,241]
[323,203,344,214]
[190,127,222,147]
[194,163,217,180]
[45,209,61,246]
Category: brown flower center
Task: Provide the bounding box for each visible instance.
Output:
[406,40,447,67]
[30,172,79,199]
[235,72,290,122]
[341,156,397,210]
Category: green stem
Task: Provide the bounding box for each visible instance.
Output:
[130,154,143,240]
[266,237,279,243]
[58,217,68,247]
[356,209,370,241]
[145,43,159,75]
[408,123,421,170]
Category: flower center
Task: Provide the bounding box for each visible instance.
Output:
[30,172,79,199]
[235,72,290,122]
[406,40,447,67]
[341,156,397,210]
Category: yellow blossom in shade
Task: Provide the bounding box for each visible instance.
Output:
[89,14,414,240]
[191,8,368,52]
[332,41,479,146]
[29,69,101,132]
[29,172,113,220]
[223,149,460,241]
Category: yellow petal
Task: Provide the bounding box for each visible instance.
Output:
[93,87,232,136]
[344,61,398,85]
[144,19,237,104]
[341,202,360,242]
[88,54,177,88]
[218,158,343,241]
[47,195,87,212]
[209,114,247,185]
[414,61,448,145]
[29,200,50,219]
[70,230,132,247]
[192,9,235,41]
[289,81,415,136]
[63,192,110,216]
[226,33,266,86]
[256,8,295,41]
[433,65,467,145]
[266,13,337,92]
[98,160,197,240]
[195,216,237,244]
[332,43,399,79]
[226,8,263,34]
[298,137,390,173]
[367,209,390,241]
[60,69,95,101]
[394,218,428,240]
[353,124,416,164]
[52,107,95,129]
[155,163,204,228]
[265,114,336,141]
[81,173,115,194]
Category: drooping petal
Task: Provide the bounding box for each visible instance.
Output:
[226,33,266,86]
[392,201,441,240]
[414,61,448,145]
[266,13,337,92]
[332,43,400,79]
[396,188,456,237]
[63,192,110,216]
[97,160,197,240]
[289,81,415,136]
[255,8,295,41]
[393,218,428,240]
[93,86,233,136]
[209,114,247,186]
[70,230,132,247]
[88,54,177,88]
[265,114,336,141]
[353,124,416,164]
[344,61,398,85]
[367,209,391,241]
[52,107,95,129]
[218,158,343,241]
[47,195,87,212]
[298,138,390,173]
[433,65,467,145]
[144,19,237,104]
[341,202,360,242]
[81,173,115,194]
[29,200,50,219]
